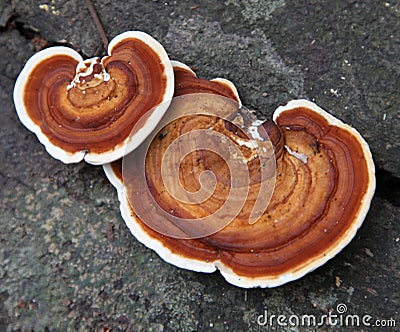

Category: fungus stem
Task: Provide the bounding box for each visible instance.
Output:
[84,0,109,50]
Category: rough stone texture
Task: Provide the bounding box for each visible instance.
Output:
[1,0,399,331]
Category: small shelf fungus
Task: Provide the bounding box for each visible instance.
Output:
[13,31,174,164]
[171,60,241,105]
[105,96,375,288]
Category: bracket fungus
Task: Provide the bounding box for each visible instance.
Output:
[13,31,174,164]
[12,22,375,287]
[171,60,241,105]
[105,95,375,288]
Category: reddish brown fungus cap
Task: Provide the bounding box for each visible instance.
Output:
[13,31,174,164]
[105,87,375,286]
[171,60,241,104]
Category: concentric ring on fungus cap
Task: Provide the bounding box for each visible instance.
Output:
[13,31,174,164]
[171,60,241,105]
[105,76,375,286]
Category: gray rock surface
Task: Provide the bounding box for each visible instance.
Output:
[1,0,399,331]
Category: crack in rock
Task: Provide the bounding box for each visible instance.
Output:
[164,15,304,114]
[375,167,400,207]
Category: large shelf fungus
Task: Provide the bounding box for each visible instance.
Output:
[105,96,375,288]
[13,31,174,164]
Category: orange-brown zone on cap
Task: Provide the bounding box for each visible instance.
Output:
[173,66,239,102]
[23,38,168,154]
[109,66,241,184]
[111,158,123,182]
[116,106,371,278]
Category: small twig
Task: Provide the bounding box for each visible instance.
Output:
[84,0,109,50]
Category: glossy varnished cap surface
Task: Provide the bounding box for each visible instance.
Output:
[105,93,375,285]
[13,31,174,164]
